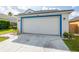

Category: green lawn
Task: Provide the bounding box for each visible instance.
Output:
[0,37,8,42]
[63,36,79,52]
[0,29,17,34]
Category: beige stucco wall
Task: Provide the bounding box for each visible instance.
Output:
[62,13,69,34]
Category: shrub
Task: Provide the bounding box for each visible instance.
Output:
[63,32,69,38]
[63,32,74,39]
[68,32,74,39]
[0,20,10,29]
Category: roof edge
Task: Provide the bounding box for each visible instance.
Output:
[17,9,74,16]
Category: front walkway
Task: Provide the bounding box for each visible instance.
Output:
[0,34,69,52]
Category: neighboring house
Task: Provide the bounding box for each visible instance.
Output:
[7,16,17,23]
[0,13,17,29]
[0,13,9,20]
[69,16,79,34]
[0,13,17,23]
[17,9,73,36]
[8,16,18,28]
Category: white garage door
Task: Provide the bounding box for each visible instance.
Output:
[22,16,60,35]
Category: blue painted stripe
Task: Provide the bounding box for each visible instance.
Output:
[20,14,62,36]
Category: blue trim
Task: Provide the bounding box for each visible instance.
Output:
[21,14,61,18]
[20,14,62,36]
[20,17,22,33]
[60,15,62,36]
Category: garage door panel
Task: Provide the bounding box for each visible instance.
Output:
[22,16,60,35]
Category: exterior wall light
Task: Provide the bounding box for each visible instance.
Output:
[63,17,66,20]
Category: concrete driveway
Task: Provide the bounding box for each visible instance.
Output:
[0,34,69,52]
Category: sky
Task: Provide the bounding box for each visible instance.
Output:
[0,6,79,19]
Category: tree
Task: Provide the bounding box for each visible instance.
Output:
[8,12,13,16]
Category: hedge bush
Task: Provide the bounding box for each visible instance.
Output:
[68,32,74,39]
[63,32,69,38]
[63,32,74,39]
[0,20,10,29]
